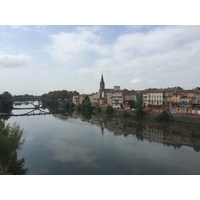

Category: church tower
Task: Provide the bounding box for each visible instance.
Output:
[99,74,105,98]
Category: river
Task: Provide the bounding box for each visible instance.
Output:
[4,101,200,175]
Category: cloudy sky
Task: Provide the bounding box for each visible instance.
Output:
[0,25,200,95]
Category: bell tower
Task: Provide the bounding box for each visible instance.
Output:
[99,74,105,98]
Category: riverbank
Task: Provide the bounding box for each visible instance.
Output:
[90,111,200,139]
[94,108,200,126]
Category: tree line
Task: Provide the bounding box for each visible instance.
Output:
[42,90,79,113]
[42,90,79,101]
[0,91,13,113]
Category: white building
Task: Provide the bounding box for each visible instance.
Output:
[142,89,165,107]
[107,86,123,108]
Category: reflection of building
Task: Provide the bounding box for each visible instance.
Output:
[89,115,200,151]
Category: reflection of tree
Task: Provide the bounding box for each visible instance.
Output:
[0,120,28,175]
[90,115,200,152]
[191,138,200,152]
[135,123,145,141]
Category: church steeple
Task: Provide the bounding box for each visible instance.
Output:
[101,74,104,83]
[100,74,105,98]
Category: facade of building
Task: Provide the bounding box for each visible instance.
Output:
[72,94,90,105]
[142,88,165,110]
[107,86,123,108]
[72,74,200,115]
[123,89,136,109]
[72,95,80,105]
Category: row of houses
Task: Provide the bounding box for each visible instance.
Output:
[72,74,200,115]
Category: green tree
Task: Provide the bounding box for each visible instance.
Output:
[105,105,114,114]
[128,100,135,109]
[135,93,145,118]
[0,102,3,113]
[81,96,92,113]
[0,120,28,175]
[156,111,173,122]
[0,91,13,113]
[76,104,82,112]
[1,91,12,100]
[70,103,75,110]
[97,107,102,113]
[123,110,130,118]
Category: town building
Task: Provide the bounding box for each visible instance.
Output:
[123,89,137,109]
[107,86,123,108]
[72,73,200,115]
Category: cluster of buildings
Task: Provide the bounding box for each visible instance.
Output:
[73,74,200,115]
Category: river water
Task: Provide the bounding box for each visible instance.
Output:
[5,102,200,175]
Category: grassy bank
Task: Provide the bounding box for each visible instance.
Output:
[93,107,200,126]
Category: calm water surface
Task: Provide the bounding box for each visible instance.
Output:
[6,104,200,175]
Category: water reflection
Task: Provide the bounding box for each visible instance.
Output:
[89,115,200,152]
[6,108,200,175]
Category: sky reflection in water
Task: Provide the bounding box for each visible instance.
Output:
[7,113,200,175]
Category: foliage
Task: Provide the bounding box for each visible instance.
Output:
[105,105,114,114]
[1,91,12,100]
[97,107,102,113]
[76,104,82,112]
[0,120,28,175]
[81,96,93,113]
[75,96,93,114]
[0,91,13,113]
[92,106,102,114]
[128,100,135,109]
[42,90,79,101]
[42,90,78,113]
[123,111,130,118]
[135,93,145,118]
[0,102,3,113]
[156,111,173,122]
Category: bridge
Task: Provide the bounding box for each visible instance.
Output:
[12,96,42,102]
[1,96,42,108]
[0,108,50,117]
[0,97,51,117]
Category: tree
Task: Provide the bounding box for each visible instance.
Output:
[0,91,13,112]
[81,96,92,113]
[128,100,135,109]
[97,107,102,113]
[105,105,114,114]
[1,91,12,101]
[0,102,3,113]
[0,120,28,175]
[135,93,145,118]
[156,111,173,122]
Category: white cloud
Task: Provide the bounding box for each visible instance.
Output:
[4,25,198,94]
[47,25,200,92]
[46,27,108,66]
[0,52,32,68]
[131,79,141,84]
